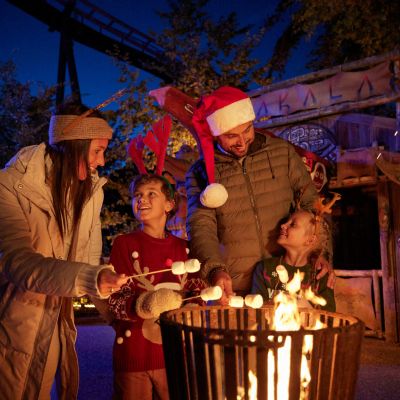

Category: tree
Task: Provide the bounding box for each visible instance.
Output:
[265,0,400,77]
[0,60,55,167]
[155,0,271,96]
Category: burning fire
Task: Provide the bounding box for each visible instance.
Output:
[245,270,327,400]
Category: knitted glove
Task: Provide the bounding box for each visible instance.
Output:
[135,288,183,319]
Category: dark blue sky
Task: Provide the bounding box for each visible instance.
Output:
[0,0,310,109]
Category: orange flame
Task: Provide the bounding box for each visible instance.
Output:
[245,271,327,400]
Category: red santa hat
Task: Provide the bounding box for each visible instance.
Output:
[192,86,255,208]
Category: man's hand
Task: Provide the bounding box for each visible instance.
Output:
[210,270,234,305]
[315,256,336,289]
[97,269,128,297]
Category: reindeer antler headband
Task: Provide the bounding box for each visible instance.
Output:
[128,115,173,176]
[312,192,342,216]
[294,182,341,217]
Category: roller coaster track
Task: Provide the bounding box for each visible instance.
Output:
[7,0,177,82]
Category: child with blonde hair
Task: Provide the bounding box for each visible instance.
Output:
[251,208,335,311]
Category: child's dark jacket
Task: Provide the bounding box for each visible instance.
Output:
[251,256,335,312]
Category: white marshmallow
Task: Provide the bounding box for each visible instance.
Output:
[132,251,139,259]
[125,330,132,338]
[171,261,186,275]
[276,265,289,283]
[229,296,244,308]
[184,259,201,273]
[116,337,123,344]
[244,294,263,309]
[200,286,223,301]
[185,248,190,254]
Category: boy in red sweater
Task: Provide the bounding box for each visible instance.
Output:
[108,174,204,400]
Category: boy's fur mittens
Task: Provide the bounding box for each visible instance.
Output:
[136,288,183,319]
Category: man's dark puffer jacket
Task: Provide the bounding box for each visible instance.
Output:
[186,132,318,294]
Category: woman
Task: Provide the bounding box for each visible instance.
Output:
[0,103,127,399]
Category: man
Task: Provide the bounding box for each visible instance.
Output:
[185,86,332,303]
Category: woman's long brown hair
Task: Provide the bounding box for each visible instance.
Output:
[46,103,105,238]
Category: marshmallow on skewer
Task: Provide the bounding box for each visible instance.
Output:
[171,261,186,275]
[126,258,202,281]
[276,265,289,284]
[229,295,244,308]
[244,294,263,309]
[200,286,223,301]
[184,259,201,273]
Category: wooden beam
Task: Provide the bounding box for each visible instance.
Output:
[377,180,398,342]
[389,182,400,342]
[249,49,400,96]
[334,270,382,277]
[254,92,400,129]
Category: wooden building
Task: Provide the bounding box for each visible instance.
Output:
[250,50,400,342]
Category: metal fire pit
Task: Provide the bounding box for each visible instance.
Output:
[160,305,364,400]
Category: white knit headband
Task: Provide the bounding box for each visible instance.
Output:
[48,115,113,144]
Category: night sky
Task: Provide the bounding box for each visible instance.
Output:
[0,0,310,108]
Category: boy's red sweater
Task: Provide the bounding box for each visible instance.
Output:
[109,230,202,372]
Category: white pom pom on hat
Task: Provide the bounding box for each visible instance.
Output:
[192,87,255,208]
[199,183,228,208]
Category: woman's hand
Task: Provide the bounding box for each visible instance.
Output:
[97,269,129,297]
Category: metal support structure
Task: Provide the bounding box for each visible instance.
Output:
[54,1,81,106]
[8,0,178,82]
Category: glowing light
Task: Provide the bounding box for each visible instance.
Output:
[304,287,327,307]
[246,272,327,399]
[285,270,303,293]
[248,370,257,399]
[238,370,258,400]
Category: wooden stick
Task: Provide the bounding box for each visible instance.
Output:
[182,294,202,302]
[127,267,172,279]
